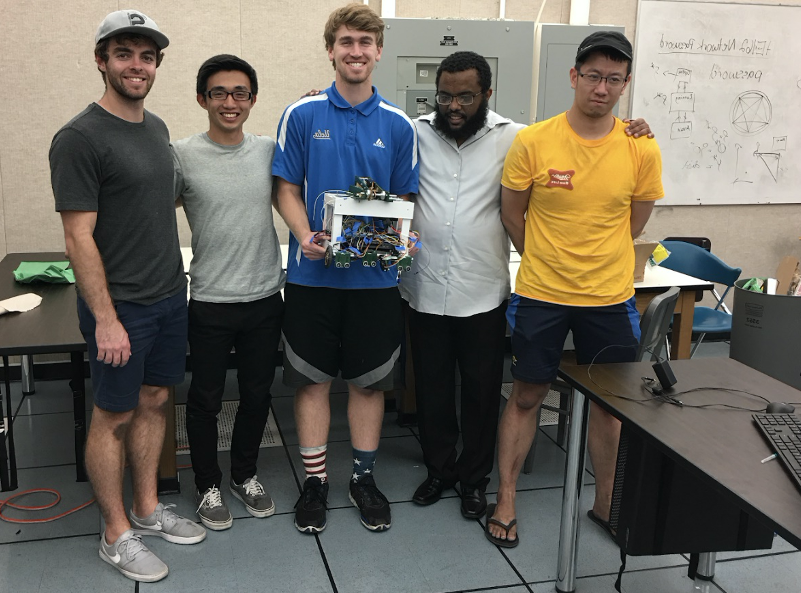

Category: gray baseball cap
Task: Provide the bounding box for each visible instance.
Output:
[95,10,169,50]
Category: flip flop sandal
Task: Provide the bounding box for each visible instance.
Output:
[586,509,617,543]
[484,503,519,548]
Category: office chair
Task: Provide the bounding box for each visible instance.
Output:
[514,286,680,473]
[659,240,742,357]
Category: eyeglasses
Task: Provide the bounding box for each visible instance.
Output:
[577,69,627,88]
[435,91,483,106]
[206,89,253,101]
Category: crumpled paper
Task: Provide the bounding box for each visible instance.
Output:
[0,293,43,316]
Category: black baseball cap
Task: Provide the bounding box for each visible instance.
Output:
[576,31,632,61]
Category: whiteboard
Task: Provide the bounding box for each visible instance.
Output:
[631,0,801,204]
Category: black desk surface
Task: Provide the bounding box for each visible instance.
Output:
[559,357,801,550]
[0,252,85,355]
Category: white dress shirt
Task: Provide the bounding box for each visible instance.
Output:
[400,110,525,317]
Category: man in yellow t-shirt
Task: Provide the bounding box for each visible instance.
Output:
[486,31,664,548]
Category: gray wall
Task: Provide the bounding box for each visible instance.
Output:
[1,0,799,287]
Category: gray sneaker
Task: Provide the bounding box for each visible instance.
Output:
[99,529,168,582]
[129,502,207,544]
[230,475,276,518]
[195,486,233,531]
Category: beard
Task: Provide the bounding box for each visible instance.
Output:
[433,98,489,142]
[107,72,153,102]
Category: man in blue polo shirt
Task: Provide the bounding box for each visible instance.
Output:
[273,3,418,535]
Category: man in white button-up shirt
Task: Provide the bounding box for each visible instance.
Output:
[401,52,525,519]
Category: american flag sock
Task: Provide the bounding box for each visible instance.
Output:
[352,448,377,482]
[300,444,328,483]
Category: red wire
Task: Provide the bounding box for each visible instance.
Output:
[0,488,96,524]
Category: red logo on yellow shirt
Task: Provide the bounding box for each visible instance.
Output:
[547,169,575,190]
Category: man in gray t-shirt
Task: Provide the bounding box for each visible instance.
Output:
[49,10,204,584]
[172,55,285,531]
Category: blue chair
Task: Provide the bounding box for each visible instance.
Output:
[659,240,742,357]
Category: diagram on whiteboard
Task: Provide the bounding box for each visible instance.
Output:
[632,0,800,204]
[730,91,771,135]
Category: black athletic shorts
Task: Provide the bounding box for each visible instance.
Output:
[281,283,403,390]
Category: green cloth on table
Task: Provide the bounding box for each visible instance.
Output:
[13,261,76,284]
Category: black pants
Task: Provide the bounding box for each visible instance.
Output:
[186,294,283,490]
[407,301,507,489]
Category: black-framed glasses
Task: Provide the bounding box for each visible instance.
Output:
[577,69,627,88]
[206,89,253,101]
[435,91,483,106]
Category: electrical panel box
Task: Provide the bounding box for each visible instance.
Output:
[374,18,535,123]
[533,24,626,122]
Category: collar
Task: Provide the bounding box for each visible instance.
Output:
[326,83,381,116]
[420,109,515,145]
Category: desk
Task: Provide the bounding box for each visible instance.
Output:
[508,262,712,360]
[0,252,87,491]
[0,252,181,493]
[553,357,801,592]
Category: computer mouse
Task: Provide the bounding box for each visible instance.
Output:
[766,402,796,414]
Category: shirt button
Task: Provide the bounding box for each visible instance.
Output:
[443,247,449,251]
[440,271,447,276]
[453,173,458,178]
[445,222,451,226]
[350,119,354,123]
[449,197,455,201]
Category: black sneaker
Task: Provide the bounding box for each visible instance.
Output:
[294,476,329,534]
[349,474,391,532]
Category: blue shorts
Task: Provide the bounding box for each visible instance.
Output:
[78,288,188,412]
[506,295,640,384]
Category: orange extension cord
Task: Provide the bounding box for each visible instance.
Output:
[0,488,95,524]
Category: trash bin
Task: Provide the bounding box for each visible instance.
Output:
[730,278,801,390]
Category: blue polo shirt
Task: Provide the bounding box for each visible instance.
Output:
[273,83,419,289]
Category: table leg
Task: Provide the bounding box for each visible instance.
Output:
[1,355,17,491]
[21,355,35,395]
[696,552,716,580]
[69,351,88,482]
[671,292,696,360]
[555,388,591,593]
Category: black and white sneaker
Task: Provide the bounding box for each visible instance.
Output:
[349,474,391,532]
[294,476,329,534]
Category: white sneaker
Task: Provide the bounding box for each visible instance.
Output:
[99,529,168,582]
[129,502,207,544]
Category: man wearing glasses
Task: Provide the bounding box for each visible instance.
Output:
[401,50,652,523]
[173,55,285,531]
[487,31,664,547]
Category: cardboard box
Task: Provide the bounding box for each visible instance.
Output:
[633,239,659,282]
[775,255,800,295]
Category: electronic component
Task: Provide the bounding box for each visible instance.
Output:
[322,177,415,274]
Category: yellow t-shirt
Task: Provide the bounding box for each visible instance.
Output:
[502,113,664,306]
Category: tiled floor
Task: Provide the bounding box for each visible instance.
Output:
[2,341,800,593]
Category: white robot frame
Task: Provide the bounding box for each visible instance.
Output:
[322,193,415,270]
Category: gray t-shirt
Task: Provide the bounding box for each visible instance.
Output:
[49,103,186,305]
[172,132,285,303]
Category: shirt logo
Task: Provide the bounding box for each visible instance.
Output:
[313,129,331,140]
[546,169,575,190]
[373,138,386,148]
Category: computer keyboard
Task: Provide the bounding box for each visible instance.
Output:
[753,413,801,491]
